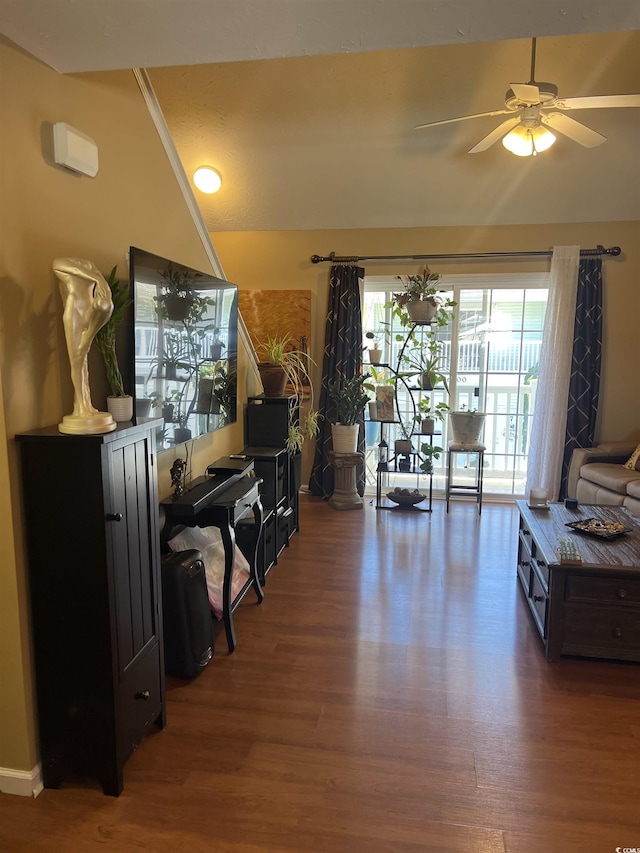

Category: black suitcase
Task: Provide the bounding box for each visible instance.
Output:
[161,549,214,679]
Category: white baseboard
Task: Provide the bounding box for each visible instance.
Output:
[0,764,43,797]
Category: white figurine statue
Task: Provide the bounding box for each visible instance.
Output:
[53,257,117,434]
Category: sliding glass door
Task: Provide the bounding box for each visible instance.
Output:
[363,274,549,497]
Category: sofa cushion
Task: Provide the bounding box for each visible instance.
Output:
[579,462,640,495]
[624,443,640,471]
[627,479,640,499]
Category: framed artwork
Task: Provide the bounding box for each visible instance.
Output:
[239,289,312,397]
[375,387,395,422]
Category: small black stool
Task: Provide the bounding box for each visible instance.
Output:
[445,441,485,514]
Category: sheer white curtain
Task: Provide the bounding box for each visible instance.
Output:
[526,246,580,501]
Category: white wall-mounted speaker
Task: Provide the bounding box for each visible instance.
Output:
[52,122,99,177]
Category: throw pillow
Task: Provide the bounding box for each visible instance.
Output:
[624,443,640,471]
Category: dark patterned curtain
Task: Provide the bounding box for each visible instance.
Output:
[559,256,603,498]
[309,263,365,498]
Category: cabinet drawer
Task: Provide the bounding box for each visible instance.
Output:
[530,570,548,638]
[119,640,162,763]
[235,481,262,524]
[562,604,640,660]
[565,575,640,605]
[277,505,293,554]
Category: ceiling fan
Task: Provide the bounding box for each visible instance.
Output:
[414,38,640,156]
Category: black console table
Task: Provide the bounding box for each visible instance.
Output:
[160,462,264,653]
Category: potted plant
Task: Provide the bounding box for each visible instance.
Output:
[399,333,450,393]
[255,334,320,454]
[154,263,201,321]
[94,266,133,422]
[256,334,310,396]
[449,407,486,445]
[150,390,181,423]
[327,373,373,454]
[364,329,383,364]
[392,267,455,325]
[210,329,225,361]
[414,397,450,434]
[419,442,444,475]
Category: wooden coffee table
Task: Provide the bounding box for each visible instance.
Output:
[516,501,640,662]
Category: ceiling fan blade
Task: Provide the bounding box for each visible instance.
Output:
[541,112,606,147]
[554,94,640,110]
[414,107,513,130]
[509,83,540,104]
[468,116,522,153]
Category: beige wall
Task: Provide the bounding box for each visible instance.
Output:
[0,41,251,777]
[214,222,640,462]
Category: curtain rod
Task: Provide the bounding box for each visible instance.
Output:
[310,245,621,264]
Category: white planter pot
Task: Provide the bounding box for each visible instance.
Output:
[107,395,133,423]
[449,411,486,445]
[331,423,359,454]
[406,299,437,324]
[369,348,383,364]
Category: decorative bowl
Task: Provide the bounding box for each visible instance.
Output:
[386,490,425,506]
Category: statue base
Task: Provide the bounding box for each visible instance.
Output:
[59,412,117,435]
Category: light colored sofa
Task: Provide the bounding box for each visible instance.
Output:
[567,440,640,517]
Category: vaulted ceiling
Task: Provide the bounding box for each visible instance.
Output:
[2,1,639,230]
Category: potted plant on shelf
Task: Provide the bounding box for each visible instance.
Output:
[94,266,133,422]
[364,329,383,364]
[392,267,455,326]
[414,397,450,435]
[327,373,373,454]
[255,334,320,454]
[399,332,450,393]
[150,390,182,424]
[393,420,413,473]
[154,263,202,322]
[419,442,444,475]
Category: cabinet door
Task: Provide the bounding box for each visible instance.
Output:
[106,432,164,767]
[108,435,159,669]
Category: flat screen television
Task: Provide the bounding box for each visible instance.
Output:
[129,246,238,452]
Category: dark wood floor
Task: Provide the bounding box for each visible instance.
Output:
[2,496,640,852]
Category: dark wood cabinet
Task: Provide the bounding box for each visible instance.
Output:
[17,421,165,796]
[246,394,298,448]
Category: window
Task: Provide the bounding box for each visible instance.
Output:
[363,273,549,497]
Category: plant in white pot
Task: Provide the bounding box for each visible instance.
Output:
[364,329,384,364]
[392,267,455,326]
[327,373,373,454]
[94,266,133,422]
[449,407,486,445]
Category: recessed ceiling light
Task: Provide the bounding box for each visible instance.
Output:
[193,166,222,193]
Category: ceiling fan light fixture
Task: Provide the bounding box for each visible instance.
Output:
[193,166,222,193]
[502,124,556,157]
